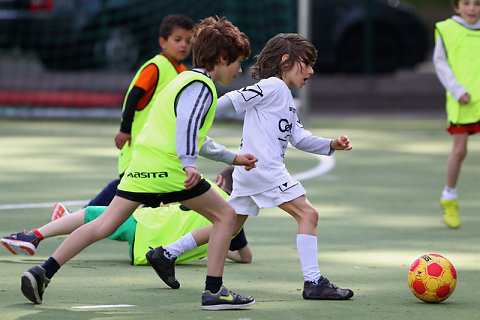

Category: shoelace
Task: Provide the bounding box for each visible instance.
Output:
[11,231,28,239]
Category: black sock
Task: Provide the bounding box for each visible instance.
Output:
[41,257,61,279]
[205,275,222,293]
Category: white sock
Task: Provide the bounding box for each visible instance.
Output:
[296,234,321,282]
[163,232,197,258]
[442,186,457,201]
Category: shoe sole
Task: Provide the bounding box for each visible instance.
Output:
[443,214,460,228]
[145,252,180,289]
[51,203,69,221]
[21,271,42,304]
[1,239,35,255]
[303,290,354,300]
[202,300,255,310]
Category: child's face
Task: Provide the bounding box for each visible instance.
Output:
[214,56,244,86]
[282,60,314,89]
[455,0,480,25]
[159,27,192,64]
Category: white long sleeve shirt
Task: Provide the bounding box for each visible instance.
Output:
[224,77,334,196]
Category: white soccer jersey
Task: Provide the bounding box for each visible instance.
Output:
[225,76,334,196]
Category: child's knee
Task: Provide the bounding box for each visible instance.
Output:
[92,221,118,240]
[452,146,467,160]
[300,208,319,227]
[213,206,236,226]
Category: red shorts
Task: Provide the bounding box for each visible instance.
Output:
[447,121,480,135]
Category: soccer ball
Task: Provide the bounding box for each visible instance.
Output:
[408,254,457,303]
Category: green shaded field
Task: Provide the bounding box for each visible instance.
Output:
[0,117,479,320]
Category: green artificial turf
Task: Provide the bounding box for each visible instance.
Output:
[0,117,479,319]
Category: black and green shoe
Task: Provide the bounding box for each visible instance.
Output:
[201,286,255,310]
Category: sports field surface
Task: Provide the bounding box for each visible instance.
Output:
[0,117,479,320]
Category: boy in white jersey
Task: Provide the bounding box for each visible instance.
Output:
[149,33,354,301]
[433,0,480,228]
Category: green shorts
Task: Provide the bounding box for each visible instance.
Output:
[84,206,137,246]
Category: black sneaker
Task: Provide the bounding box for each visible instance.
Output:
[302,276,354,300]
[21,265,50,304]
[201,286,255,310]
[145,246,180,289]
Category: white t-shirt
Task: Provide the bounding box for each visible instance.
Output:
[225,76,334,196]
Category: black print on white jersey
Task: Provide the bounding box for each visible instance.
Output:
[278,118,292,157]
[278,179,299,192]
[278,119,292,132]
[238,85,263,101]
[278,118,292,141]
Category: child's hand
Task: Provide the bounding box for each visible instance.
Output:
[331,136,352,151]
[234,153,258,171]
[115,131,132,149]
[459,93,471,105]
[183,166,201,190]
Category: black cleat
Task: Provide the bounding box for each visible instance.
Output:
[145,246,180,289]
[302,276,354,300]
[21,265,50,304]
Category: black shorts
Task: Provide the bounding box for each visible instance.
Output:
[116,178,211,207]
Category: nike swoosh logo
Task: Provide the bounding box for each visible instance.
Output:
[219,293,233,301]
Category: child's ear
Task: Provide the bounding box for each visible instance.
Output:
[159,37,167,50]
[281,54,289,63]
[218,56,228,66]
[216,175,224,188]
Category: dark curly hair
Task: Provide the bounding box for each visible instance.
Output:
[251,33,317,80]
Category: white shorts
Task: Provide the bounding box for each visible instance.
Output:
[228,180,306,216]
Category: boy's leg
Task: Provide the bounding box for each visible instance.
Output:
[21,196,140,304]
[442,133,467,228]
[51,197,139,265]
[147,215,248,289]
[280,196,353,300]
[163,214,247,258]
[446,133,468,190]
[181,188,236,277]
[1,207,86,256]
[38,208,87,238]
[180,188,254,310]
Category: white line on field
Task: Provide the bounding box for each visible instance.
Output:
[0,200,88,210]
[72,304,135,309]
[0,154,335,210]
[292,154,335,181]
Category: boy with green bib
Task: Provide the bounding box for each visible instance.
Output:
[2,167,252,266]
[89,14,193,206]
[433,0,480,228]
[20,17,257,311]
